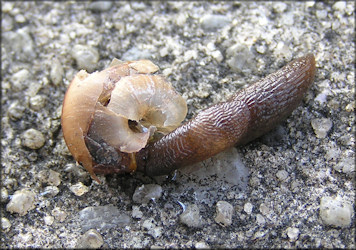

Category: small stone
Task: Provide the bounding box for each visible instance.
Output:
[3,28,36,60]
[276,170,289,181]
[50,58,64,86]
[72,45,99,72]
[79,205,131,231]
[273,2,288,13]
[244,202,253,215]
[311,118,333,138]
[142,219,155,230]
[286,227,300,241]
[11,69,31,91]
[88,1,112,12]
[122,47,151,61]
[214,201,234,227]
[48,170,61,186]
[76,229,104,248]
[29,95,46,111]
[345,101,355,112]
[256,214,266,225]
[316,10,328,19]
[15,14,26,23]
[6,189,36,216]
[8,101,25,120]
[142,219,163,238]
[333,157,355,174]
[211,50,223,63]
[21,128,46,149]
[41,186,59,197]
[226,44,255,74]
[195,242,210,249]
[132,206,143,219]
[200,14,230,30]
[132,184,162,204]
[1,217,11,232]
[320,196,353,228]
[43,215,54,225]
[69,182,89,196]
[332,1,346,11]
[179,204,203,228]
[183,50,198,62]
[52,207,67,222]
[259,203,270,216]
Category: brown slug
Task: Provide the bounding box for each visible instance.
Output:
[61,54,316,182]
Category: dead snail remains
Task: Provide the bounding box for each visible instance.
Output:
[61,54,316,182]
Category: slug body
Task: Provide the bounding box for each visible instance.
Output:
[137,54,316,176]
[61,54,316,181]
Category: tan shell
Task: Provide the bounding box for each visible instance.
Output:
[61,59,187,181]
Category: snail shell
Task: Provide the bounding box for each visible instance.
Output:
[61,59,187,182]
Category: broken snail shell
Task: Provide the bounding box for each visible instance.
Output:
[61,59,187,182]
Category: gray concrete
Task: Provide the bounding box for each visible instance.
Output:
[1,1,354,248]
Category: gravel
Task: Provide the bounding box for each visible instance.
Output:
[1,1,355,248]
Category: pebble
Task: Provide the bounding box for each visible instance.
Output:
[316,10,328,19]
[43,215,54,225]
[256,214,266,225]
[6,189,36,216]
[286,227,300,241]
[69,182,89,196]
[50,58,64,86]
[244,202,253,215]
[273,2,288,13]
[132,184,162,204]
[8,101,25,120]
[332,1,346,11]
[38,170,61,186]
[2,217,11,232]
[311,118,333,138]
[200,14,230,30]
[79,205,130,231]
[2,14,13,31]
[179,204,203,228]
[320,196,353,228]
[333,157,355,174]
[3,28,36,60]
[11,69,31,91]
[276,170,289,181]
[21,128,46,149]
[259,203,270,216]
[132,206,143,219]
[122,47,151,61]
[52,207,67,222]
[211,50,224,63]
[47,170,61,186]
[41,186,59,197]
[29,95,46,111]
[226,44,255,74]
[142,219,163,238]
[195,242,210,249]
[76,229,104,248]
[214,201,234,227]
[88,1,112,12]
[71,44,99,72]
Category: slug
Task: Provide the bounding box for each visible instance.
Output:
[61,54,316,182]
